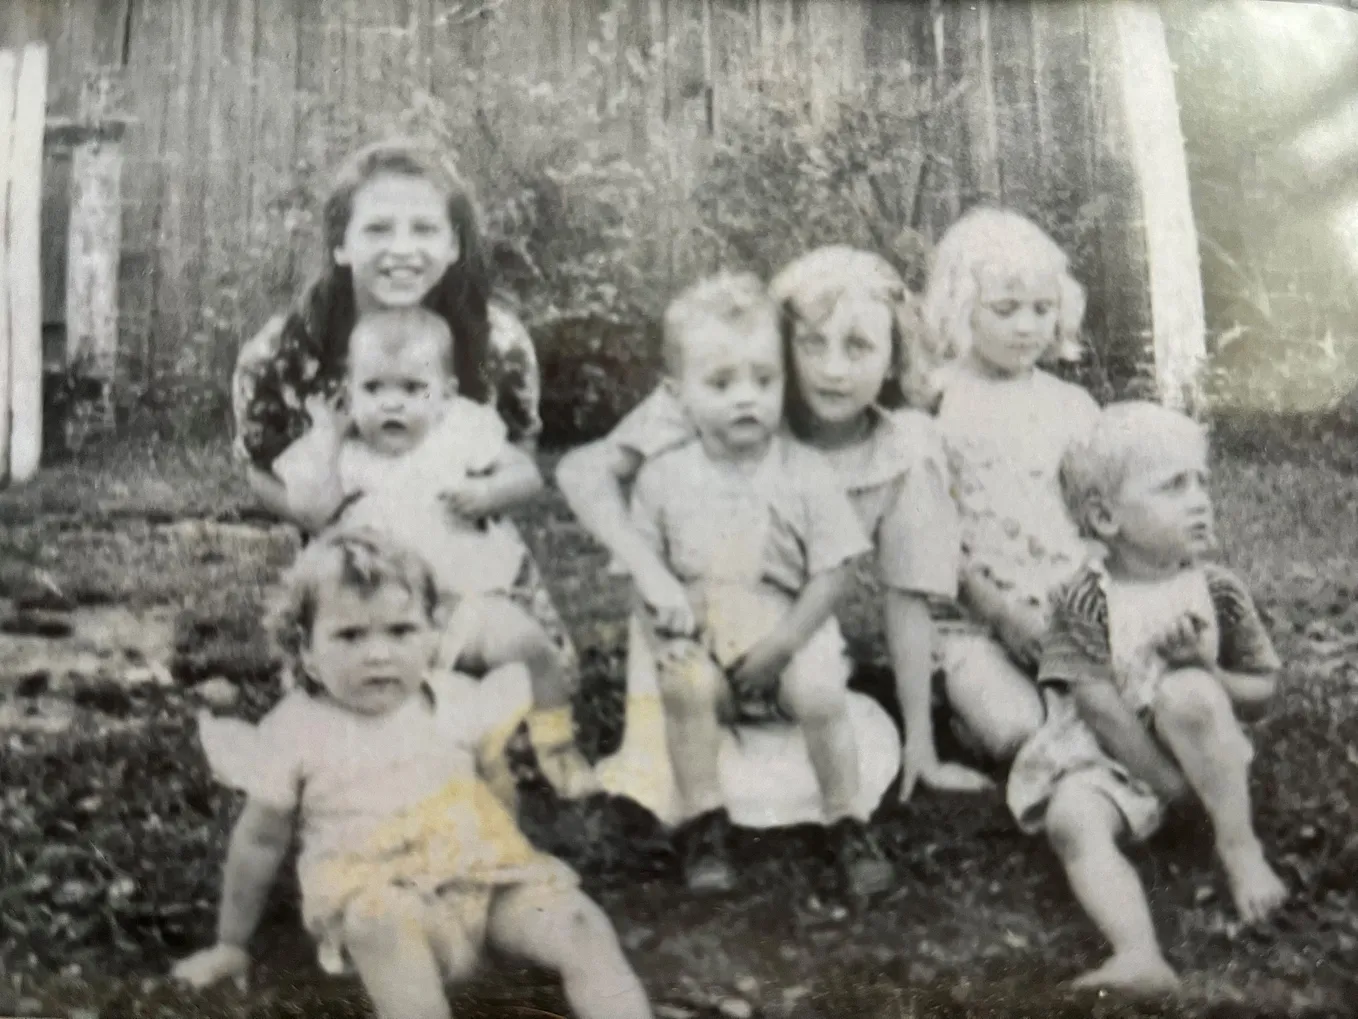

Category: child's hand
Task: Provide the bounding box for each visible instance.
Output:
[441,477,497,521]
[1159,613,1211,668]
[900,747,993,803]
[171,943,250,991]
[730,636,792,699]
[636,564,699,639]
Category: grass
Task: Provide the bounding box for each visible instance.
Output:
[2,434,1358,1017]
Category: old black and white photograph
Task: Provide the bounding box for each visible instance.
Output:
[3,1,1358,1016]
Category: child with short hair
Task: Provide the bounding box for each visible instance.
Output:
[172,529,654,1019]
[273,308,584,774]
[919,207,1103,766]
[1007,401,1287,993]
[630,272,891,896]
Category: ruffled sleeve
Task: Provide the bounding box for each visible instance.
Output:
[198,694,310,811]
[873,411,960,599]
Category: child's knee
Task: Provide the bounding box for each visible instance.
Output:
[343,891,426,956]
[1044,781,1122,860]
[780,665,848,724]
[655,642,723,715]
[1154,668,1231,734]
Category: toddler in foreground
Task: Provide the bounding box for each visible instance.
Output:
[172,529,652,1019]
[1007,401,1287,992]
[631,273,890,896]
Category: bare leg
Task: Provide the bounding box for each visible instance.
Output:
[654,639,726,817]
[342,891,451,1019]
[489,885,653,1019]
[1153,669,1287,924]
[943,634,1044,763]
[1044,780,1179,993]
[780,643,858,821]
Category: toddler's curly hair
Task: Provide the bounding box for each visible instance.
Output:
[267,527,442,691]
[921,207,1085,369]
[770,246,934,416]
[1060,400,1208,537]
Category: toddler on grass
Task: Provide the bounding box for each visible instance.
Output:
[172,528,653,1019]
[630,272,890,896]
[1007,401,1287,992]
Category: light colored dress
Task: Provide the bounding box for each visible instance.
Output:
[934,366,1100,668]
[630,434,871,722]
[1007,561,1280,839]
[198,666,576,979]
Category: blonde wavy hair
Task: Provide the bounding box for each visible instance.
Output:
[267,527,442,693]
[770,246,935,417]
[920,207,1086,369]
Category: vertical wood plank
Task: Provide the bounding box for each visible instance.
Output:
[1110,1,1205,410]
[116,0,172,388]
[960,1,1000,204]
[9,43,48,481]
[0,49,16,482]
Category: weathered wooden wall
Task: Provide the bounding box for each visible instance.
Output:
[1,0,1152,407]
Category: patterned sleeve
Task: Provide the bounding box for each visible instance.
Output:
[1037,569,1115,688]
[877,422,960,598]
[486,302,542,446]
[609,386,697,463]
[1207,566,1282,675]
[232,315,327,471]
[796,451,873,577]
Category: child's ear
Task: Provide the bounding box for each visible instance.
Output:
[443,376,459,399]
[1085,495,1120,542]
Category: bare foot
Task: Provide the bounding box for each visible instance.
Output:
[1223,847,1289,923]
[1070,952,1179,995]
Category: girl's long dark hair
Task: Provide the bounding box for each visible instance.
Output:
[278,139,493,405]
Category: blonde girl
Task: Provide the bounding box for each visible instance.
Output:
[921,208,1101,764]
[558,247,981,837]
[172,529,652,1019]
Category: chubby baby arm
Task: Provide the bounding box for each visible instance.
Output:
[446,442,544,520]
[172,799,295,989]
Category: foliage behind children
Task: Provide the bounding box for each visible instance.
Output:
[172,529,653,1019]
[1007,401,1287,993]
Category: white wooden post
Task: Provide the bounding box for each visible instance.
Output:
[1110,2,1208,413]
[52,70,129,448]
[0,49,16,485]
[5,44,48,486]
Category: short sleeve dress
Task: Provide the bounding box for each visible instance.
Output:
[200,671,577,979]
[935,367,1101,664]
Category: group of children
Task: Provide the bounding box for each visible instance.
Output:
[174,146,1290,1018]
